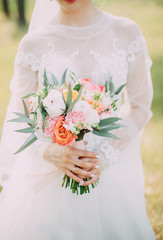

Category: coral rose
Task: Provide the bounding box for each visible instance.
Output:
[52,116,76,146]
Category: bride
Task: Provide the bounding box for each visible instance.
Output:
[0,0,156,239]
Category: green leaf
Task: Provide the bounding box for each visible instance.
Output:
[92,130,120,140]
[69,73,76,84]
[22,100,29,118]
[99,117,121,127]
[115,83,126,95]
[109,79,115,95]
[43,69,48,88]
[105,80,108,93]
[67,85,83,113]
[8,117,34,125]
[42,88,48,96]
[70,71,78,79]
[15,127,34,133]
[66,84,72,108]
[38,96,41,106]
[73,84,82,92]
[62,68,68,85]
[22,93,38,99]
[51,73,59,86]
[14,133,37,154]
[14,112,27,118]
[99,124,125,132]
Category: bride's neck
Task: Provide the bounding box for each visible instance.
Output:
[58,3,99,27]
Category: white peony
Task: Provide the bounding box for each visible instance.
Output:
[43,89,66,117]
[73,100,92,115]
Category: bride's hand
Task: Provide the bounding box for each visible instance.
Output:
[81,156,103,187]
[43,143,99,185]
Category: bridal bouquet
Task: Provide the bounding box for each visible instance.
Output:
[9,69,125,195]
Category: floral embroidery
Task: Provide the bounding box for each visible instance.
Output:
[15,52,40,71]
[126,36,146,62]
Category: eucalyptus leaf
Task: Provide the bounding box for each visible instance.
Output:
[69,73,76,84]
[22,93,38,99]
[22,100,29,118]
[8,117,34,125]
[70,71,79,83]
[62,68,68,85]
[66,84,72,108]
[105,81,108,93]
[14,133,37,154]
[99,124,125,132]
[43,69,48,88]
[14,112,26,118]
[99,117,121,127]
[15,127,34,133]
[109,79,115,96]
[67,85,83,113]
[115,83,126,95]
[51,73,59,86]
[38,96,41,106]
[92,130,120,140]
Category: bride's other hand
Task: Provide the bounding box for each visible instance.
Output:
[82,156,103,187]
[43,143,98,185]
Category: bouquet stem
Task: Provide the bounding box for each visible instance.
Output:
[62,174,99,195]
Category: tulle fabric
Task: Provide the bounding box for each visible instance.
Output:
[0,11,155,239]
[0,138,155,240]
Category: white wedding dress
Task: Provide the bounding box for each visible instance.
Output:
[0,10,156,240]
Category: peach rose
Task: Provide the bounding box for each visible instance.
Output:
[87,99,103,114]
[52,116,76,146]
[63,89,78,102]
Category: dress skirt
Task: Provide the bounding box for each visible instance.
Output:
[0,135,156,240]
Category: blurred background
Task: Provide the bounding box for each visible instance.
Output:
[0,0,162,239]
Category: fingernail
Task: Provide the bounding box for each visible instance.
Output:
[80,181,84,186]
[96,155,101,159]
[95,165,100,169]
[90,174,96,178]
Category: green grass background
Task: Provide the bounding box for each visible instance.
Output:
[0,0,163,239]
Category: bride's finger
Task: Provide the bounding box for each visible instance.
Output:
[82,173,100,187]
[66,164,92,179]
[71,157,94,170]
[62,168,84,185]
[72,148,97,159]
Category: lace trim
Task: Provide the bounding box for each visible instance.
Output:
[15,52,41,71]
[84,133,119,169]
[126,36,147,63]
[99,141,120,168]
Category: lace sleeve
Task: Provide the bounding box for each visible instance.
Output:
[0,36,39,187]
[99,28,153,169]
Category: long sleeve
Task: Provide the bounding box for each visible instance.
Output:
[0,36,39,187]
[99,29,153,168]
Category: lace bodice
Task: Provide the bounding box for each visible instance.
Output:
[3,11,153,168]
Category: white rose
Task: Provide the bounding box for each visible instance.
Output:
[86,109,100,126]
[43,89,66,117]
[73,100,92,115]
[102,95,112,109]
